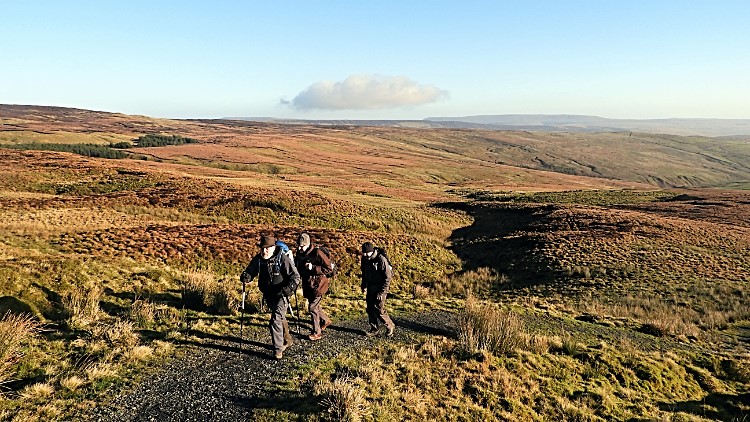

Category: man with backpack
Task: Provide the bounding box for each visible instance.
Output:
[360,241,395,337]
[240,235,300,359]
[295,232,333,341]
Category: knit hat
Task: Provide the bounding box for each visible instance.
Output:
[258,235,276,248]
[297,233,311,248]
[361,241,375,253]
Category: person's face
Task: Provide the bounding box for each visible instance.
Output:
[363,251,375,259]
[261,245,275,260]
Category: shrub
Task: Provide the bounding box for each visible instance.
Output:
[459,296,523,355]
[133,134,199,147]
[3,143,128,159]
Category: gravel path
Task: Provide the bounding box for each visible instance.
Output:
[89,312,459,421]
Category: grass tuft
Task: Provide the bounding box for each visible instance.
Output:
[62,285,103,330]
[179,271,236,315]
[0,312,39,386]
[315,374,368,422]
[459,295,523,355]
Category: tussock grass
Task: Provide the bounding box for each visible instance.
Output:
[129,299,156,328]
[300,334,742,421]
[435,267,508,297]
[61,285,103,330]
[0,312,39,386]
[315,374,368,422]
[59,376,85,392]
[179,271,236,315]
[20,383,54,400]
[459,296,522,355]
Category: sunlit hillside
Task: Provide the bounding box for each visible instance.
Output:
[0,105,748,421]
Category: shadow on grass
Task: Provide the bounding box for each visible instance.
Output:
[177,329,274,360]
[659,392,750,421]
[393,316,457,339]
[439,201,559,289]
[225,392,324,417]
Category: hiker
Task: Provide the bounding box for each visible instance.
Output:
[295,232,333,341]
[240,235,300,359]
[360,241,395,337]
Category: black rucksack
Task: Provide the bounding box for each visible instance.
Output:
[318,246,337,278]
[377,247,394,273]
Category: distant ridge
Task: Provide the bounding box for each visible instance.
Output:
[225,114,750,137]
[424,114,750,137]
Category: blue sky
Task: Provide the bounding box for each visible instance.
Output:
[1,1,749,119]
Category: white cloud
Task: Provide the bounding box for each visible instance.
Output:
[289,74,448,110]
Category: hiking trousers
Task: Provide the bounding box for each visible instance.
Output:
[366,290,394,332]
[265,294,289,354]
[307,295,331,335]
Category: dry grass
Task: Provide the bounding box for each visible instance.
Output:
[459,295,523,355]
[1,108,749,420]
[435,267,509,297]
[20,382,55,400]
[179,271,236,315]
[61,285,103,330]
[59,376,86,392]
[315,375,369,422]
[127,346,153,362]
[0,312,39,386]
[129,299,156,328]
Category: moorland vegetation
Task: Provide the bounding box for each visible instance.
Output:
[0,105,748,421]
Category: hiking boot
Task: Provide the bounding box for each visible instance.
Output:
[321,320,332,331]
[365,328,379,337]
[386,326,395,337]
[274,344,286,360]
[308,332,322,341]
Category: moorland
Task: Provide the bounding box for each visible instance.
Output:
[0,104,749,421]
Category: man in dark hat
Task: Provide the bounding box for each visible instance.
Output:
[295,232,333,341]
[360,241,395,337]
[241,234,300,359]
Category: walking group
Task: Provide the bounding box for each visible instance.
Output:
[240,233,395,360]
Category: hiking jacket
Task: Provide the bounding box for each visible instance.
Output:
[241,248,300,298]
[295,244,333,299]
[360,249,392,293]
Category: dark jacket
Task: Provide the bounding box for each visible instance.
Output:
[241,248,300,298]
[360,249,392,293]
[295,244,333,299]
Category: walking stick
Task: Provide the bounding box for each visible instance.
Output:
[284,294,301,335]
[239,280,246,351]
[294,290,301,335]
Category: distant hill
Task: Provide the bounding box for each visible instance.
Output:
[423,114,750,137]
[3,104,750,189]
[225,114,750,137]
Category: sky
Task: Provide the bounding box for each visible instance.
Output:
[1,1,749,120]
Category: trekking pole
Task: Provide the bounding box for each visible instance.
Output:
[284,294,300,335]
[294,290,301,335]
[239,280,246,352]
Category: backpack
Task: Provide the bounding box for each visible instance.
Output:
[272,240,297,294]
[318,246,337,278]
[377,247,394,273]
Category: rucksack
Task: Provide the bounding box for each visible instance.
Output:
[271,240,294,274]
[318,246,337,278]
[377,247,394,273]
